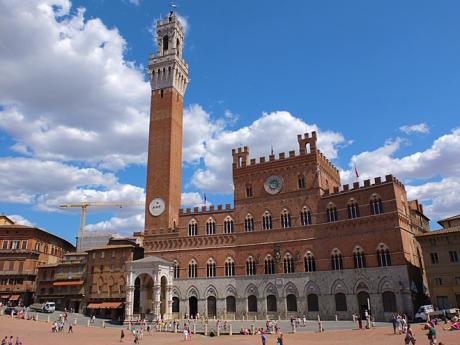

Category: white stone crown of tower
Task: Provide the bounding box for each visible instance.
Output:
[148,11,189,96]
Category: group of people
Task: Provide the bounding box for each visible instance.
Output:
[353,310,376,329]
[50,313,73,333]
[1,337,22,345]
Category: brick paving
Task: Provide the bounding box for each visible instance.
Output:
[0,316,459,345]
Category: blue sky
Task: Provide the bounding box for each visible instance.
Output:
[0,0,459,244]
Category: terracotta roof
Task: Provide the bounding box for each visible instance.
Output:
[0,224,75,250]
[87,302,123,309]
[64,252,87,256]
[53,280,84,286]
[86,244,136,252]
[416,226,460,238]
[37,263,59,268]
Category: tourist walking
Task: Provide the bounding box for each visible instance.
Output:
[120,329,125,342]
[404,324,416,345]
[261,332,266,345]
[392,315,397,334]
[426,323,437,345]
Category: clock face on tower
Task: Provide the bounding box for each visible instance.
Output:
[149,198,165,217]
[264,175,283,195]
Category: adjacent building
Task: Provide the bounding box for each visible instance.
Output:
[417,214,460,310]
[0,215,75,306]
[35,252,87,312]
[125,11,430,322]
[85,241,143,320]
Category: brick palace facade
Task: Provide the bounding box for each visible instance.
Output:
[126,11,430,322]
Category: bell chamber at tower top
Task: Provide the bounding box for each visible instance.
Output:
[148,11,189,96]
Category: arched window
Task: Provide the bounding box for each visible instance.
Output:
[331,249,343,270]
[247,295,257,312]
[244,214,254,232]
[267,295,277,312]
[298,175,305,189]
[264,255,275,274]
[307,294,319,311]
[224,257,235,277]
[224,216,234,234]
[188,259,197,278]
[335,293,347,311]
[300,206,312,226]
[176,38,180,56]
[286,294,297,312]
[162,35,169,52]
[262,211,273,230]
[226,296,236,313]
[173,260,180,279]
[188,219,198,236]
[281,209,291,228]
[377,244,392,267]
[246,256,256,276]
[304,251,316,272]
[326,203,338,222]
[347,199,360,219]
[206,258,216,277]
[382,291,397,312]
[246,184,253,197]
[206,218,216,235]
[172,297,180,313]
[353,246,366,269]
[370,195,384,215]
[283,253,295,273]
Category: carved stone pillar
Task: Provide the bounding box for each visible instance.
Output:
[152,285,161,320]
[164,285,173,320]
[125,284,135,321]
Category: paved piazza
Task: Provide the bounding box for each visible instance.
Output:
[1,316,459,345]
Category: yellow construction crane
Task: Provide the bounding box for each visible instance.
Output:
[59,201,143,251]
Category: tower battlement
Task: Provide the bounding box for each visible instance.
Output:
[232,132,338,175]
[322,174,405,197]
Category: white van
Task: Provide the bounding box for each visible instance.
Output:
[44,302,55,313]
[30,302,55,313]
[415,305,434,322]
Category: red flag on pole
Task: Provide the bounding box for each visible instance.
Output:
[354,162,359,178]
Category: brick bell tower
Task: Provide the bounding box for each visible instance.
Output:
[144,11,189,236]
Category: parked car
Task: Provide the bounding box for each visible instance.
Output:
[29,302,56,313]
[415,305,434,322]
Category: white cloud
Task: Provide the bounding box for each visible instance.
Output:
[176,14,189,35]
[181,192,206,207]
[399,123,430,134]
[85,213,144,235]
[0,157,144,211]
[0,0,150,170]
[342,128,460,221]
[127,0,141,6]
[7,215,34,227]
[186,109,346,193]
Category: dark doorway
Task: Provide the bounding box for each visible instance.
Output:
[207,296,216,317]
[357,291,370,318]
[226,296,236,313]
[189,296,198,318]
[267,295,277,312]
[286,294,297,312]
[172,297,180,313]
[133,277,140,313]
[248,295,258,312]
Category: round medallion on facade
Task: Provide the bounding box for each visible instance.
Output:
[264,175,283,195]
[149,197,165,216]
